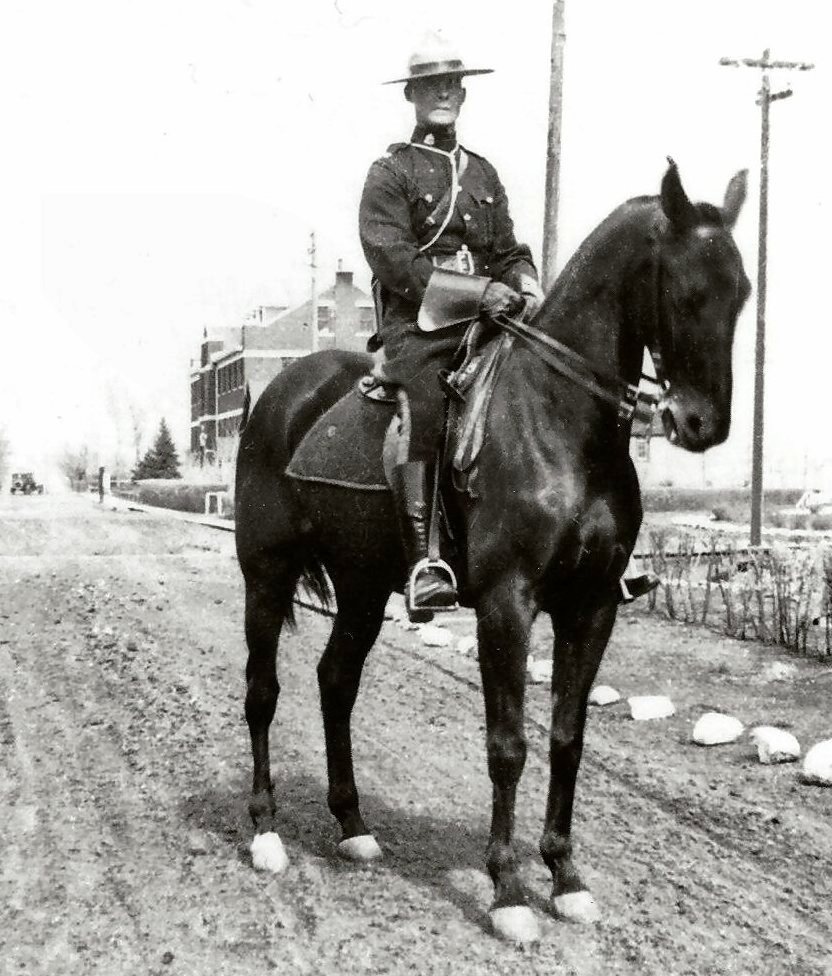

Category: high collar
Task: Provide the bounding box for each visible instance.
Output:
[410,123,458,153]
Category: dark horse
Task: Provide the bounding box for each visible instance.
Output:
[235,162,749,942]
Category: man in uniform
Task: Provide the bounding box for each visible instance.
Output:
[359,32,656,620]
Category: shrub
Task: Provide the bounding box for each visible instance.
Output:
[114,480,231,515]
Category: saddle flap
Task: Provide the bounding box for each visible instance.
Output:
[448,333,514,481]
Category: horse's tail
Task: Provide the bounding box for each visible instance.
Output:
[239,383,252,433]
[289,558,334,627]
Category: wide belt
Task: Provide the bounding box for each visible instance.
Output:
[430,245,482,276]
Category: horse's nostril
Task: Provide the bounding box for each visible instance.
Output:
[687,414,703,436]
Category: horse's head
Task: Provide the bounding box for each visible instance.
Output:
[648,160,751,452]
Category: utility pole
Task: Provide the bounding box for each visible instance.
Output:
[309,231,319,353]
[719,50,814,547]
[541,0,566,291]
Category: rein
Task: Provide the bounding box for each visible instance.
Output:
[492,241,670,425]
[493,312,661,424]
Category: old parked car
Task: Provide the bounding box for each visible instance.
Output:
[10,472,44,495]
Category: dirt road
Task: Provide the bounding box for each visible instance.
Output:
[1,494,830,975]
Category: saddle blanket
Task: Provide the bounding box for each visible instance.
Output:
[285,334,514,494]
[285,389,393,491]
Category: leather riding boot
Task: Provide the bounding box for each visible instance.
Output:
[391,461,458,622]
[619,572,661,603]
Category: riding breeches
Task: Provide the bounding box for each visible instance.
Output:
[378,320,468,463]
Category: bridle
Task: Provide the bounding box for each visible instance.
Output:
[492,239,670,425]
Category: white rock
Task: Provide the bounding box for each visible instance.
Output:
[692,712,744,746]
[750,726,801,764]
[385,596,407,622]
[764,661,798,682]
[456,635,477,656]
[588,685,620,706]
[418,623,453,647]
[628,695,675,721]
[802,739,832,786]
[527,657,553,685]
[250,831,289,873]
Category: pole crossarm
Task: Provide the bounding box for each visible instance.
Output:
[719,56,815,71]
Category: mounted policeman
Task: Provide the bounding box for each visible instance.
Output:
[359,31,544,619]
[360,30,657,621]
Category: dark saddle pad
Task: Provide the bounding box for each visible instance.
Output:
[284,332,514,493]
[285,388,394,491]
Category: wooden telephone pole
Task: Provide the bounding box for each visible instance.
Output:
[541,0,566,291]
[719,51,814,546]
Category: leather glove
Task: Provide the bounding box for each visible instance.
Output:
[479,281,524,318]
[517,273,545,322]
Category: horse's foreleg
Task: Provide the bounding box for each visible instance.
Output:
[318,582,388,862]
[541,594,617,923]
[476,578,539,943]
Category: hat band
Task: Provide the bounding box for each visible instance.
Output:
[409,59,465,78]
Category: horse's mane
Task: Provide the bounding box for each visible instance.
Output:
[551,193,727,301]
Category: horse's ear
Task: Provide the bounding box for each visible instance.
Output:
[722,169,748,229]
[660,157,697,234]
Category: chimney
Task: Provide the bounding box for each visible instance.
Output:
[335,259,353,288]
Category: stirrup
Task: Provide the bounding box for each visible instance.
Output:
[619,573,660,604]
[406,557,459,617]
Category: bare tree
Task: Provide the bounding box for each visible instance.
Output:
[128,401,145,466]
[59,445,91,492]
[0,427,9,486]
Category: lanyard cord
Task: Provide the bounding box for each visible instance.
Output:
[411,143,462,253]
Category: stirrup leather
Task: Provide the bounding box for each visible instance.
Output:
[406,557,459,615]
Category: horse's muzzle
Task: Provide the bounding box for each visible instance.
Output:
[660,396,728,453]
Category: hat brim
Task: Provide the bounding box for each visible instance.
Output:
[383,67,494,85]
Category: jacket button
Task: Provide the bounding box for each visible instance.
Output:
[424,193,433,203]
[463,213,471,221]
[486,196,493,204]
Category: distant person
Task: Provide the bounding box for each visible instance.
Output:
[97,465,110,503]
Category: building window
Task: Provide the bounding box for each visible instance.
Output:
[636,439,650,462]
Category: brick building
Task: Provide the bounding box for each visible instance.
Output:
[190,267,374,466]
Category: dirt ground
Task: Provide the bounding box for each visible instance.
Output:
[1,493,830,976]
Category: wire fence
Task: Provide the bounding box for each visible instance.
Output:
[636,529,832,657]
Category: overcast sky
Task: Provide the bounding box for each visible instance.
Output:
[1,0,828,483]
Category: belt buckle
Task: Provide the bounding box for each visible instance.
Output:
[455,246,475,276]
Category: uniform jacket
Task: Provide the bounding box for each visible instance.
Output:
[359,126,537,344]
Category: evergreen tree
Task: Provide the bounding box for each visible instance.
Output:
[132,418,181,480]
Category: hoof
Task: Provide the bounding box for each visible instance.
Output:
[552,890,600,924]
[250,831,289,874]
[489,906,540,944]
[337,834,383,862]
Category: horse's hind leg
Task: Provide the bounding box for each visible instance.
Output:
[541,593,617,923]
[242,553,298,870]
[317,573,389,862]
